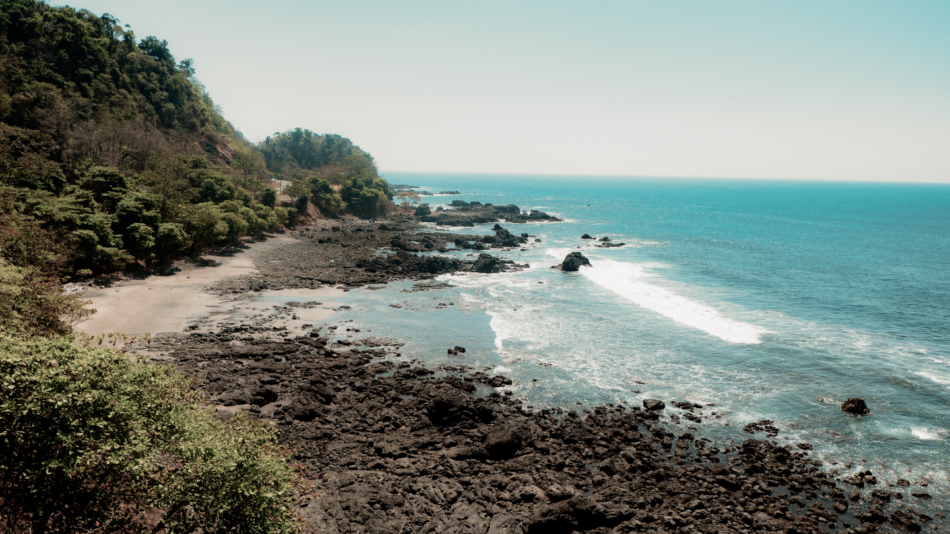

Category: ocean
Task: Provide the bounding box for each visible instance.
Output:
[331,173,950,496]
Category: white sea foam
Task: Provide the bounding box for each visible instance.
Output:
[915,372,950,385]
[912,427,943,440]
[576,258,769,344]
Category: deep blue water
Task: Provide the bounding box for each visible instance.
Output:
[333,173,950,499]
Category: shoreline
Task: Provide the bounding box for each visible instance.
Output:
[97,214,941,533]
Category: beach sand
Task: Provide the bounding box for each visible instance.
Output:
[77,235,343,337]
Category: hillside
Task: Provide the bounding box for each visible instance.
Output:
[0,0,395,335]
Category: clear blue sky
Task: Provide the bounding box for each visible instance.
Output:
[64,0,949,181]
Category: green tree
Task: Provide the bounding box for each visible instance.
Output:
[262,188,277,208]
[221,212,248,241]
[181,203,227,253]
[154,222,187,261]
[124,223,155,262]
[283,179,308,203]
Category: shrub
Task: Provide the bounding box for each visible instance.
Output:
[294,194,309,214]
[221,212,248,241]
[154,223,186,261]
[124,223,155,262]
[0,258,93,337]
[262,188,277,208]
[0,333,302,534]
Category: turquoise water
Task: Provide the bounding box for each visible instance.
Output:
[334,173,950,495]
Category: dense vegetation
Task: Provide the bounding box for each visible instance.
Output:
[0,0,394,282]
[260,128,394,216]
[0,333,302,533]
[0,1,404,530]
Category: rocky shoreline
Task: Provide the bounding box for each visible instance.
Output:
[143,208,942,533]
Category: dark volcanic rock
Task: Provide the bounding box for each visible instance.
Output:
[554,252,592,272]
[472,253,503,273]
[483,423,531,459]
[159,327,941,534]
[841,397,871,415]
[418,201,561,226]
[527,496,615,534]
[581,234,594,239]
[413,204,431,216]
[643,398,666,411]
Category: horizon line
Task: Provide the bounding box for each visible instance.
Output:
[379,171,950,185]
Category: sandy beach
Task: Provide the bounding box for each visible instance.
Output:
[76,234,343,337]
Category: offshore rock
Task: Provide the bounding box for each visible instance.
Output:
[472,254,503,273]
[555,252,592,272]
[643,399,666,411]
[841,397,871,415]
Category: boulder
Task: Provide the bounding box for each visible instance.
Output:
[643,399,666,411]
[413,204,431,216]
[841,397,870,415]
[581,234,594,239]
[526,496,613,534]
[555,252,592,272]
[483,423,531,459]
[427,393,494,427]
[599,236,610,242]
[472,253,503,273]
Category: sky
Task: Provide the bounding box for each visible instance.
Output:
[63,0,950,182]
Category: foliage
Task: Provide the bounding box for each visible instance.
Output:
[396,190,421,206]
[262,187,277,208]
[259,128,394,215]
[154,222,186,260]
[0,257,93,337]
[0,332,302,533]
[0,0,395,282]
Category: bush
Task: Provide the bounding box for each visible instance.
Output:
[154,223,186,261]
[294,194,309,214]
[0,333,302,534]
[221,212,248,241]
[262,188,277,208]
[124,223,155,262]
[0,258,93,337]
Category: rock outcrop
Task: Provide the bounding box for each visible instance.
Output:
[841,398,870,415]
[554,252,592,272]
[417,201,561,226]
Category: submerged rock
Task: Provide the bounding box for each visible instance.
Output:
[841,397,871,415]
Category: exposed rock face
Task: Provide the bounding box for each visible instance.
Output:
[555,252,592,272]
[841,397,870,415]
